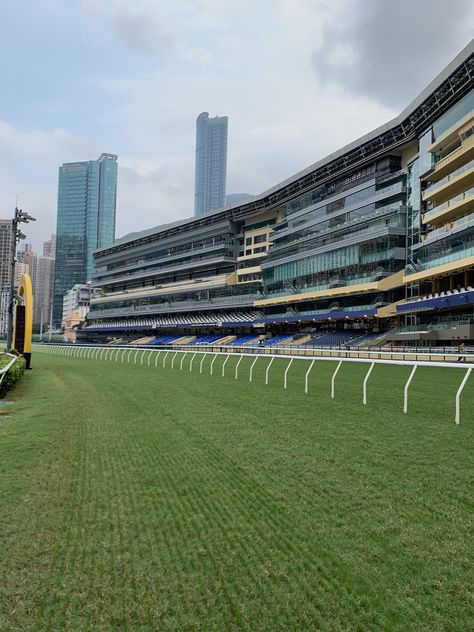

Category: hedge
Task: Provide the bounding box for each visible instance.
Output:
[0,356,26,398]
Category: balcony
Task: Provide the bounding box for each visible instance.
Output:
[94,253,234,286]
[421,213,474,245]
[403,252,474,284]
[92,274,230,305]
[88,293,259,320]
[422,161,474,205]
[422,188,474,226]
[424,134,474,182]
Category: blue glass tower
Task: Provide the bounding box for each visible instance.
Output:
[52,153,118,325]
[194,112,228,216]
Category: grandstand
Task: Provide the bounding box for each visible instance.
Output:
[80,43,474,348]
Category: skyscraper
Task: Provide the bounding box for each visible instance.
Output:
[52,153,118,325]
[43,234,56,258]
[194,112,228,216]
[0,220,13,290]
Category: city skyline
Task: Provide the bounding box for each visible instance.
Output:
[1,1,472,251]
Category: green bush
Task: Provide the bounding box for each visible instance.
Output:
[0,356,26,398]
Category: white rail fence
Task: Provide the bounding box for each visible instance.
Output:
[0,353,20,387]
[34,344,473,425]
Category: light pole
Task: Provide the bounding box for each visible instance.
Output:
[6,207,36,352]
[39,303,47,342]
[49,304,53,342]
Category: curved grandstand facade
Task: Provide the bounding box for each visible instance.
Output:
[83,41,474,348]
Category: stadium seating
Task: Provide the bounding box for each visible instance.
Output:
[305,329,367,347]
[228,335,261,346]
[351,332,381,346]
[188,335,225,345]
[173,336,197,344]
[130,336,156,345]
[263,335,294,347]
[397,286,474,313]
[86,311,262,331]
[149,336,182,345]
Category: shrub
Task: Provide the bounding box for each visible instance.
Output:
[0,356,26,398]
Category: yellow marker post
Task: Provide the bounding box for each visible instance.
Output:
[12,273,33,369]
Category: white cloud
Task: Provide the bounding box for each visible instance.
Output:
[1,1,471,255]
[312,0,474,107]
[0,122,95,248]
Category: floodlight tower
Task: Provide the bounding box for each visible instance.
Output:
[6,207,36,352]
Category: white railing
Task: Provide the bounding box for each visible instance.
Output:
[33,344,473,425]
[0,353,20,386]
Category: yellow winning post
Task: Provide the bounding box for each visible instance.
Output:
[12,273,33,369]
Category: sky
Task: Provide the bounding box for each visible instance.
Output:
[0,0,473,251]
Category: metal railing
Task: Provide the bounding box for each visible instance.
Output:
[0,353,20,386]
[34,344,473,425]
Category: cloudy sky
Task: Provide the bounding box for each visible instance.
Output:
[1,0,473,251]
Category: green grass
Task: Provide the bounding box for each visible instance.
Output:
[0,352,14,369]
[0,350,473,631]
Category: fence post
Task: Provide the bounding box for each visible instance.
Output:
[304,358,316,394]
[222,354,230,377]
[190,352,197,371]
[284,358,294,389]
[362,362,375,405]
[455,367,472,425]
[249,356,259,382]
[210,353,218,375]
[163,351,170,368]
[180,352,188,370]
[148,351,153,366]
[331,360,342,400]
[265,357,275,386]
[403,364,418,414]
[154,351,161,367]
[170,351,178,369]
[199,354,206,374]
[235,355,243,380]
[134,349,140,364]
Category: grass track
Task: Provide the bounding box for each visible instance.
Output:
[0,351,473,631]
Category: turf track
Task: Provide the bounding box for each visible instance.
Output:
[0,352,473,631]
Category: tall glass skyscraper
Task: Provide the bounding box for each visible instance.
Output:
[52,153,118,325]
[194,112,228,216]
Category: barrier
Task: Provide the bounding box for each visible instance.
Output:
[34,344,474,424]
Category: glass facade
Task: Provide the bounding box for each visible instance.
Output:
[432,90,474,140]
[53,153,118,324]
[262,164,406,298]
[411,93,474,280]
[194,112,228,216]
